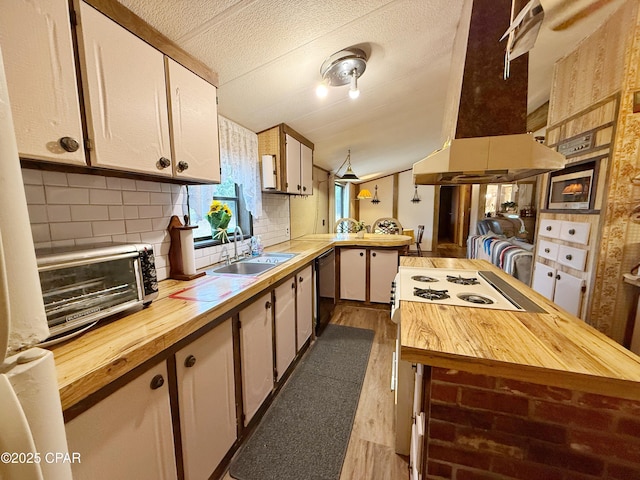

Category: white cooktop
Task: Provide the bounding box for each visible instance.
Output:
[398,267,522,311]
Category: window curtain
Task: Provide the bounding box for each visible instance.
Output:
[187,116,261,237]
[218,115,262,218]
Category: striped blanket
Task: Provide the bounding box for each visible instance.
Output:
[467,234,534,285]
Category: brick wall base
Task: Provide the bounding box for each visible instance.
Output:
[423,367,640,479]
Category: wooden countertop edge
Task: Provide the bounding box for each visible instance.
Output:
[400,347,640,402]
[51,235,408,410]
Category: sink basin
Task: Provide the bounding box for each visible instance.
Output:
[211,262,276,275]
[243,252,296,264]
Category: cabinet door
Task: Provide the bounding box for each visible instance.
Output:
[75,1,172,176]
[340,248,367,301]
[296,265,313,349]
[300,143,313,195]
[66,362,177,480]
[275,277,297,381]
[553,270,584,316]
[239,292,273,425]
[285,134,301,193]
[166,58,220,183]
[370,249,399,303]
[0,0,85,165]
[531,262,556,300]
[176,321,236,480]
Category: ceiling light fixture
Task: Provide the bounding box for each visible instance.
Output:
[336,149,359,181]
[371,185,381,204]
[317,47,367,100]
[357,188,372,199]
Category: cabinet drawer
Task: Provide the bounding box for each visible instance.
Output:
[538,240,559,261]
[559,221,590,245]
[557,245,587,271]
[538,219,561,239]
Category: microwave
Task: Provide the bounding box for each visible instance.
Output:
[35,243,159,345]
[548,168,594,210]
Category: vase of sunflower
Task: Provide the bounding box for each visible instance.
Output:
[206,200,232,243]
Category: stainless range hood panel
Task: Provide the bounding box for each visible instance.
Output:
[412,133,565,185]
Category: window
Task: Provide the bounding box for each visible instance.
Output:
[335,182,346,220]
[187,182,252,245]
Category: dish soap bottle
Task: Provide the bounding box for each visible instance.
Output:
[250,236,263,256]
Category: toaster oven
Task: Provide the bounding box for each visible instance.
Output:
[35,243,159,345]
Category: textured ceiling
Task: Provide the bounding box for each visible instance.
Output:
[116,0,626,182]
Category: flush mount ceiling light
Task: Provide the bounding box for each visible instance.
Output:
[336,149,359,181]
[316,48,367,100]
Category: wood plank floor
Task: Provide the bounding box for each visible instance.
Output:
[223,303,408,480]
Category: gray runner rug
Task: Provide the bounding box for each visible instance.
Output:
[228,324,374,480]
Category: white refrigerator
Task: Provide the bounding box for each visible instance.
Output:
[0,46,72,480]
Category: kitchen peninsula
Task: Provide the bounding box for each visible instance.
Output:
[399,257,640,479]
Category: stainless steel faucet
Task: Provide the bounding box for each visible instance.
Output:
[233,225,244,261]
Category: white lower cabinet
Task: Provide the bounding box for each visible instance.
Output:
[239,292,274,426]
[370,249,399,303]
[296,265,313,350]
[532,261,584,316]
[340,248,367,301]
[176,321,236,480]
[275,277,297,381]
[410,411,425,480]
[65,362,177,480]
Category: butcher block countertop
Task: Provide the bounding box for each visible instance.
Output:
[399,257,640,401]
[49,234,410,411]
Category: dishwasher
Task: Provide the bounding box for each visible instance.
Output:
[315,248,335,335]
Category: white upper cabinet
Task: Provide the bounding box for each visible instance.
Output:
[75,1,173,176]
[285,134,302,194]
[0,0,86,165]
[166,58,220,182]
[301,143,313,195]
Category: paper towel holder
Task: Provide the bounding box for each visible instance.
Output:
[168,215,206,281]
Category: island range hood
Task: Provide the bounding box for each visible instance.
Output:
[413,0,566,185]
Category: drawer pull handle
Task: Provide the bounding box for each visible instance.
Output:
[544,248,550,253]
[184,355,196,368]
[547,272,553,277]
[150,374,164,390]
[546,226,552,231]
[568,229,576,235]
[566,254,573,260]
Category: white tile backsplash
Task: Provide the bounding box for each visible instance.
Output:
[23,169,291,281]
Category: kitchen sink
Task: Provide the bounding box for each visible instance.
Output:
[209,252,296,276]
[243,252,296,264]
[210,262,277,275]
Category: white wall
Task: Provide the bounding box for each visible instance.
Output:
[397,170,434,252]
[358,176,394,228]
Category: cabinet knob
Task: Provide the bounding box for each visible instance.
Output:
[568,229,576,235]
[59,136,79,152]
[177,161,189,172]
[556,274,562,280]
[299,276,303,283]
[359,252,364,257]
[566,254,573,260]
[265,300,272,309]
[303,186,307,192]
[184,355,196,368]
[546,225,552,231]
[157,157,171,169]
[544,248,550,253]
[547,272,553,277]
[372,252,377,257]
[150,374,164,390]
[297,184,301,191]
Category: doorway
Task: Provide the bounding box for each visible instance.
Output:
[436,185,471,248]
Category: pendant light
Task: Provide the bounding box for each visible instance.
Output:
[336,149,359,181]
[411,185,421,203]
[371,185,381,204]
